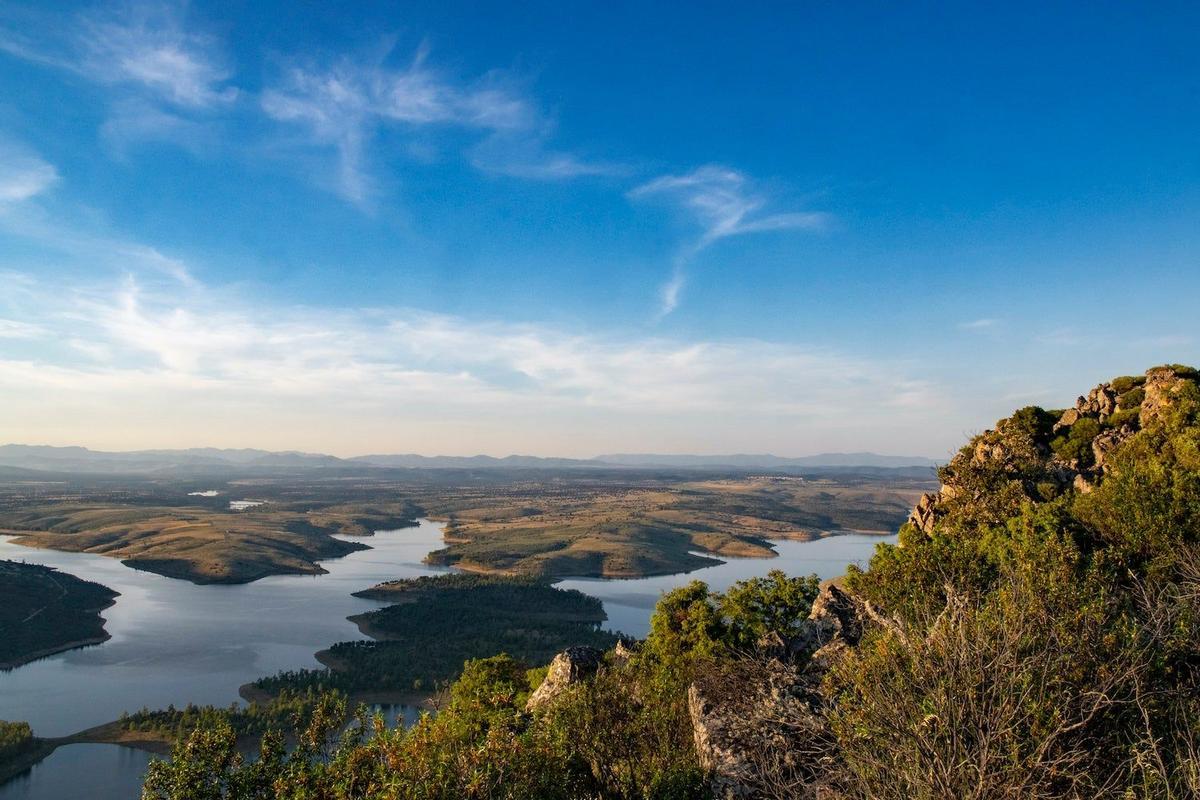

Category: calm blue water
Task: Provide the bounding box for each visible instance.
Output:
[0,522,893,799]
[0,745,155,800]
[557,532,895,637]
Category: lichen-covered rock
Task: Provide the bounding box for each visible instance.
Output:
[689,657,830,800]
[1141,365,1195,426]
[525,645,604,711]
[908,491,940,533]
[1053,407,1081,433]
[793,584,865,657]
[689,583,882,799]
[1077,384,1118,419]
[611,638,638,666]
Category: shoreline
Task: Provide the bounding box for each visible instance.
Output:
[0,559,120,669]
[0,740,59,786]
[0,722,174,787]
[0,632,112,671]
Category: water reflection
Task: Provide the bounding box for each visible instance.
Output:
[0,745,155,800]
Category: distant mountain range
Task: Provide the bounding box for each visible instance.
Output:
[593,452,940,468]
[0,444,939,475]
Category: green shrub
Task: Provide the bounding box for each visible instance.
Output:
[0,720,34,762]
[1050,416,1101,465]
[1111,375,1145,394]
[1106,406,1139,429]
[1118,386,1146,409]
[645,570,821,660]
[1007,405,1058,441]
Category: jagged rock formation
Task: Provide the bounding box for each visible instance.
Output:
[687,583,883,799]
[525,645,604,711]
[909,365,1197,532]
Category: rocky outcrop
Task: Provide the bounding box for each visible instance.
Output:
[688,582,881,799]
[1141,365,1194,426]
[689,657,829,800]
[525,645,604,711]
[909,491,941,535]
[689,366,1199,798]
[909,366,1197,535]
[1076,383,1118,420]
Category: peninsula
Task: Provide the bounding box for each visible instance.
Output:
[0,560,118,669]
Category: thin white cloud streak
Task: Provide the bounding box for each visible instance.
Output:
[959,318,998,331]
[0,268,949,454]
[631,166,829,248]
[100,97,222,155]
[658,265,686,317]
[630,165,830,315]
[0,141,58,203]
[469,139,628,180]
[0,319,45,338]
[0,201,198,287]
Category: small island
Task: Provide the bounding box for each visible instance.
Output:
[250,573,619,702]
[0,559,119,669]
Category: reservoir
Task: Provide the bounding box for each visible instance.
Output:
[0,521,893,799]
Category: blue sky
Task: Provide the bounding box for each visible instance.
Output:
[0,1,1197,457]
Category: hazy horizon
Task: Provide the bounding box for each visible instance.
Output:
[0,441,943,463]
[1,2,1196,456]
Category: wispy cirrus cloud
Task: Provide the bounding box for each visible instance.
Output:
[631,166,829,248]
[959,318,999,331]
[0,140,58,203]
[630,165,830,315]
[469,135,628,181]
[0,262,948,455]
[261,42,620,203]
[0,2,236,154]
[74,3,237,108]
[0,4,619,205]
[0,2,236,108]
[0,318,46,339]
